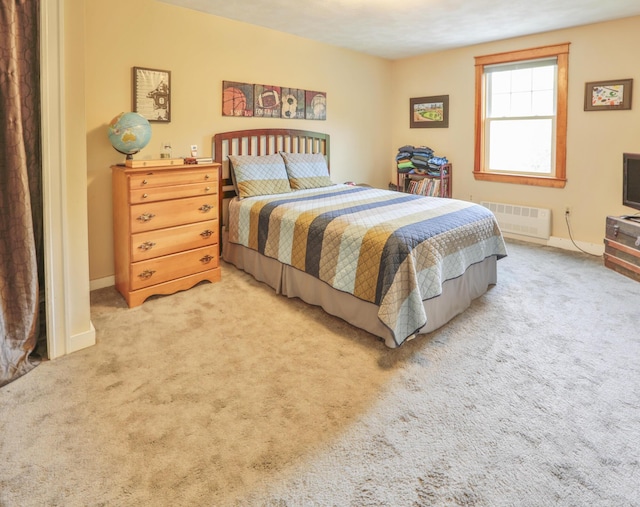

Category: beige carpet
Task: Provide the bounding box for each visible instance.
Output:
[1,239,639,506]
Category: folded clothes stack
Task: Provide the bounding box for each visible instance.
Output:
[395,145,448,175]
[396,145,416,173]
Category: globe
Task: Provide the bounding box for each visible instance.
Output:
[107,112,152,159]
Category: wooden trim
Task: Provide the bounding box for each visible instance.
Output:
[473,63,484,174]
[473,43,570,188]
[474,43,570,66]
[555,51,569,182]
[473,171,567,188]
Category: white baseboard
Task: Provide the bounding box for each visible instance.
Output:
[67,321,96,354]
[503,232,604,256]
[89,236,603,293]
[502,232,548,246]
[547,236,604,256]
[90,275,115,291]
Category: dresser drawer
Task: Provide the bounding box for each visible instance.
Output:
[604,215,640,282]
[130,245,219,291]
[130,196,217,233]
[129,168,217,189]
[129,182,217,204]
[131,220,218,262]
[112,163,222,307]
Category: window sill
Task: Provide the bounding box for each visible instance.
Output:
[473,171,566,188]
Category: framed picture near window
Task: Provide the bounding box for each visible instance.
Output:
[410,95,449,128]
[584,79,633,111]
[133,67,171,122]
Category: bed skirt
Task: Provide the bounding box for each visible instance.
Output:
[222,233,498,348]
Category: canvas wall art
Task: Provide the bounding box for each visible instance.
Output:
[222,81,254,117]
[222,81,325,120]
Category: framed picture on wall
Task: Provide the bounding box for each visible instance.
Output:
[584,79,633,111]
[133,67,171,122]
[305,90,327,120]
[410,95,449,128]
[280,87,306,119]
[222,81,254,117]
[254,84,282,118]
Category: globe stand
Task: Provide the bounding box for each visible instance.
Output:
[116,150,138,166]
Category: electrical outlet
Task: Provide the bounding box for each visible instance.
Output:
[565,206,571,215]
[190,144,198,157]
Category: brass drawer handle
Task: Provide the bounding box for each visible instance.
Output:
[138,269,156,280]
[198,204,213,213]
[200,254,214,264]
[205,186,211,192]
[142,193,149,199]
[142,179,148,185]
[138,241,156,251]
[204,174,210,180]
[200,230,214,238]
[136,212,156,223]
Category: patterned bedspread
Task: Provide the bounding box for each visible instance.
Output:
[228,184,507,346]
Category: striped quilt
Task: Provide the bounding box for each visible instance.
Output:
[228,184,507,346]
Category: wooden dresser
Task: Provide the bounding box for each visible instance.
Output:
[604,215,640,283]
[112,163,221,307]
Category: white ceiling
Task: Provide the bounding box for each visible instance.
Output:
[158,0,640,60]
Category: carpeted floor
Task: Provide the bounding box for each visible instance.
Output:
[1,239,639,506]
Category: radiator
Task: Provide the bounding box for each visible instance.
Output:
[480,201,551,240]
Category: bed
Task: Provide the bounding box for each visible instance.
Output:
[213,128,507,348]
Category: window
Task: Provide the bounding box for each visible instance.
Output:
[474,44,570,188]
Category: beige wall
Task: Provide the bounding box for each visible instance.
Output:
[390,16,640,248]
[84,2,640,282]
[64,0,92,337]
[85,0,393,281]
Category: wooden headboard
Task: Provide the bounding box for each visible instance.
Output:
[212,128,330,235]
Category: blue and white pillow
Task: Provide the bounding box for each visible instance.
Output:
[228,154,292,199]
[279,152,334,190]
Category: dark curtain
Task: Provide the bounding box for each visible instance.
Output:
[0,0,43,387]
